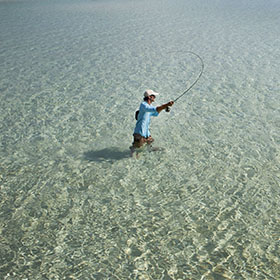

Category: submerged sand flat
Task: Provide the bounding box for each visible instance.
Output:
[0,0,279,279]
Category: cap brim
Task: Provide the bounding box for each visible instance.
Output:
[151,92,159,96]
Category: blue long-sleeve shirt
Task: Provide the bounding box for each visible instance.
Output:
[134,102,159,138]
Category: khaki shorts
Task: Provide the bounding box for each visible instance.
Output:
[132,133,154,149]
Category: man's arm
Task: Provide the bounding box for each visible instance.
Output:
[156,101,174,113]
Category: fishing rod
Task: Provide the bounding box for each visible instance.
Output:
[166,51,204,112]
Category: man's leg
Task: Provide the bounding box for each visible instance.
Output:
[146,136,154,145]
[130,134,146,156]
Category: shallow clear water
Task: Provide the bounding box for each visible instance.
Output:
[1,0,280,279]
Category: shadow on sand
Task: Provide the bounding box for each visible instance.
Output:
[84,147,130,163]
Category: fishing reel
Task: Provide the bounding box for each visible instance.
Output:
[165,106,171,112]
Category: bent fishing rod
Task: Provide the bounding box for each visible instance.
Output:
[166,51,204,112]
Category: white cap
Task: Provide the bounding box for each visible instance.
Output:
[144,89,159,97]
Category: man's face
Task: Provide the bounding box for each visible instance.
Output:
[149,95,156,102]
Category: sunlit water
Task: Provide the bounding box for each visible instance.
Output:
[0,0,280,279]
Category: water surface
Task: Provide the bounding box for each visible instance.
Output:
[0,0,280,279]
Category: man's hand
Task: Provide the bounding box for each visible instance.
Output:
[156,101,175,113]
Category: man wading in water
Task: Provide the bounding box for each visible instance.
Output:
[130,89,174,155]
